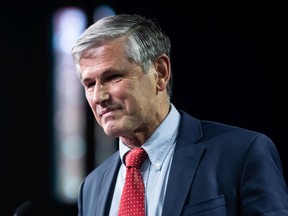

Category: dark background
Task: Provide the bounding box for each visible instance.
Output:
[1,0,287,215]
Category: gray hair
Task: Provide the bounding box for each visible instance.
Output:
[71,14,173,98]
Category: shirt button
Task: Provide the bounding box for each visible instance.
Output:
[155,162,161,168]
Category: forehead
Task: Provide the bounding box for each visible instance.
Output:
[81,37,126,60]
[79,39,127,69]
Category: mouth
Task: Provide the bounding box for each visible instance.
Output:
[98,107,119,117]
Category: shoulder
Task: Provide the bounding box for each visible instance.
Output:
[178,109,274,149]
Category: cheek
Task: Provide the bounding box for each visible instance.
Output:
[110,83,130,99]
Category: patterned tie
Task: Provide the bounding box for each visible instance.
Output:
[118,147,148,216]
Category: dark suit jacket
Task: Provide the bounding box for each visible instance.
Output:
[78,110,288,216]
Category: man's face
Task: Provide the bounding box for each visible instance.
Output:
[79,38,160,138]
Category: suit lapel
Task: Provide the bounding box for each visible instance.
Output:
[162,143,204,216]
[162,111,205,216]
[96,154,121,216]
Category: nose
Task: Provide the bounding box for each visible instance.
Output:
[92,83,109,105]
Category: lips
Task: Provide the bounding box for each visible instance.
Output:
[98,107,119,117]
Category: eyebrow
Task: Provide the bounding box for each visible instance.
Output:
[81,68,124,84]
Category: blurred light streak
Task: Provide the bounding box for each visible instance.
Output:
[52,7,87,203]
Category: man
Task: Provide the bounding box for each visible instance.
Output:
[71,14,288,215]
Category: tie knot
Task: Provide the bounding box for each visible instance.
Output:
[125,148,147,169]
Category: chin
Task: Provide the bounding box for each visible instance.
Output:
[105,127,128,138]
[103,126,119,137]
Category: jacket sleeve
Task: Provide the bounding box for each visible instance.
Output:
[240,133,288,215]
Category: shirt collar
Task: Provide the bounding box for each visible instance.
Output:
[119,103,180,170]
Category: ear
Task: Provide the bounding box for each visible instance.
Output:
[154,54,171,91]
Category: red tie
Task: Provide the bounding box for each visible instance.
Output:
[118,148,148,216]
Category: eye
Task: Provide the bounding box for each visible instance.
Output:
[84,81,95,89]
[107,74,122,82]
